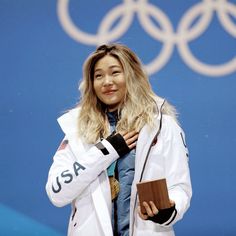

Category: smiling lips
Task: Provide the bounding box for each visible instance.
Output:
[103,89,117,95]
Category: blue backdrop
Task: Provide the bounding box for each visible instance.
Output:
[0,0,236,235]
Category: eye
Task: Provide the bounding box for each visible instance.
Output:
[94,73,102,80]
[112,70,121,76]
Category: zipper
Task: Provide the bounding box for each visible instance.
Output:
[71,207,77,221]
[131,101,164,236]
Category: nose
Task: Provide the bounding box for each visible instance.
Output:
[103,74,113,86]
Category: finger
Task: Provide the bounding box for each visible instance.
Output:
[123,130,139,140]
[149,201,159,215]
[125,132,139,142]
[143,201,154,217]
[170,200,175,207]
[128,141,137,149]
[126,133,139,146]
[137,206,148,220]
[119,131,128,136]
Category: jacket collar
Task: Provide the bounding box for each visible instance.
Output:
[57,107,80,135]
[57,97,165,135]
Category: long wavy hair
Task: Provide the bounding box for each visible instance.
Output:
[77,43,176,143]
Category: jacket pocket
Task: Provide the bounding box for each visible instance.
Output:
[135,215,174,236]
[70,211,103,236]
[69,193,102,236]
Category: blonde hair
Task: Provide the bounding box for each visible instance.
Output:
[77,43,176,143]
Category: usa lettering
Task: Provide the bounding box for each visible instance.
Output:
[52,162,85,193]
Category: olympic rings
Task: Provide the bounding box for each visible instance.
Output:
[57,0,236,77]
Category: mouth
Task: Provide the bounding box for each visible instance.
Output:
[103,90,117,95]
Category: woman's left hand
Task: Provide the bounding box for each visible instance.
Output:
[138,201,159,220]
[138,200,175,220]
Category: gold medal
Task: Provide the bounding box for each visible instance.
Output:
[109,176,120,201]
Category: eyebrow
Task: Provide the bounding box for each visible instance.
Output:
[94,65,122,73]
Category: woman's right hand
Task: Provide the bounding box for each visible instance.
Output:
[119,130,139,150]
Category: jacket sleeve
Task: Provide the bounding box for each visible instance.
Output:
[45,136,122,207]
[161,115,192,226]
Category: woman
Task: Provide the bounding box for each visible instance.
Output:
[46,43,192,236]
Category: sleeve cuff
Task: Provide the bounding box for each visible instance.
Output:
[146,205,177,226]
[106,133,130,157]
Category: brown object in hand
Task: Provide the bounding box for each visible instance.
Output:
[136,178,171,214]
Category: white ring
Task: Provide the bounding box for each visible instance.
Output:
[57,0,236,77]
[177,0,236,76]
[137,1,174,74]
[217,0,236,38]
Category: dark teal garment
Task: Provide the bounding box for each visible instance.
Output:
[106,111,135,236]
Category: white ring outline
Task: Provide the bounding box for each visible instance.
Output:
[57,0,236,77]
[177,0,236,76]
[97,1,135,45]
[137,1,174,74]
[57,0,135,45]
[217,0,236,38]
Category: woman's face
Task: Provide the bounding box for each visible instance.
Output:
[93,55,126,111]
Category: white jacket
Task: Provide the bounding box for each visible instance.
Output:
[46,101,192,236]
